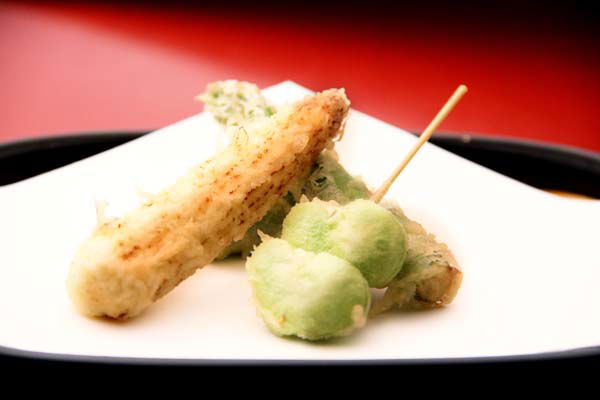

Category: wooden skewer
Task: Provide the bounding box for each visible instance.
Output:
[370,84,468,203]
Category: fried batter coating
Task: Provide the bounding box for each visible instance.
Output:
[67,89,350,319]
[303,157,463,311]
[246,238,370,340]
[281,198,408,289]
[371,204,463,314]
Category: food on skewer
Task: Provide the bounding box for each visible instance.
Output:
[305,168,463,311]
[67,88,350,319]
[281,198,408,288]
[366,84,467,311]
[244,84,465,340]
[246,238,370,340]
[199,81,462,311]
[67,76,464,345]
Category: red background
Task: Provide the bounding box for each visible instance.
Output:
[1,1,599,152]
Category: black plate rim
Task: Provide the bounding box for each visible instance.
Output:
[430,132,600,175]
[1,342,600,367]
[1,131,599,366]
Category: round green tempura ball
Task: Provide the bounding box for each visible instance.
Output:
[282,199,408,288]
[245,238,371,341]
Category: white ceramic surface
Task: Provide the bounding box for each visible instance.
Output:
[1,81,599,361]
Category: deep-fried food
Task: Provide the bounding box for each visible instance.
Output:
[67,89,350,319]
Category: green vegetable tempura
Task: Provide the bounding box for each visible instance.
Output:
[282,199,408,288]
[303,151,370,204]
[371,204,463,313]
[246,238,370,341]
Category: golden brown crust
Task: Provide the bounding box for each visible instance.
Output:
[67,89,350,319]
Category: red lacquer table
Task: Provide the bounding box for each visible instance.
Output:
[1,2,599,152]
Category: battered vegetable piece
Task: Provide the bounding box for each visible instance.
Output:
[199,80,298,259]
[67,89,350,319]
[371,203,463,313]
[302,151,370,204]
[281,198,408,288]
[298,167,463,310]
[198,80,276,128]
[199,82,366,259]
[246,238,370,340]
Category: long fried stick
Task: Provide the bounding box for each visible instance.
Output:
[67,89,350,319]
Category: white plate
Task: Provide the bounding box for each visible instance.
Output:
[1,81,599,362]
